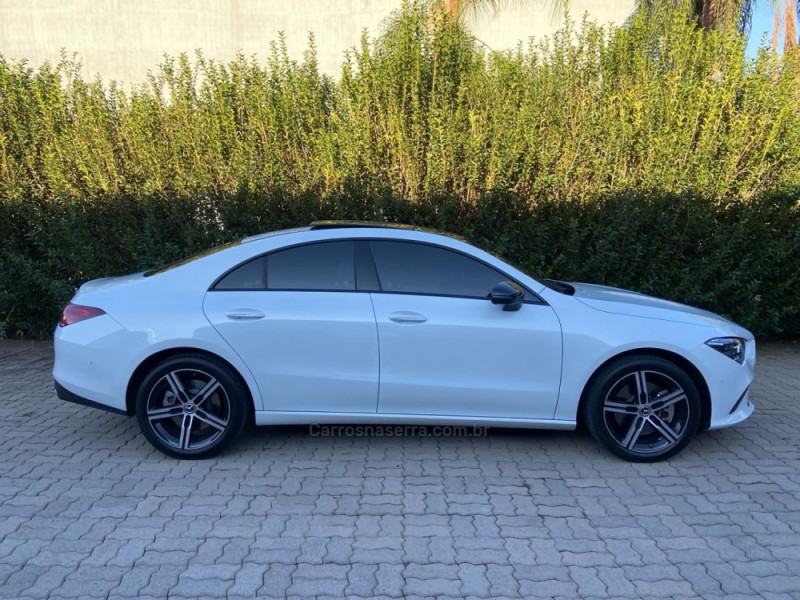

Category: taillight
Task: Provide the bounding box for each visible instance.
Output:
[58,303,106,327]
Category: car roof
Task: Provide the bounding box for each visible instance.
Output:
[145,220,546,298]
[242,221,466,244]
[241,226,313,244]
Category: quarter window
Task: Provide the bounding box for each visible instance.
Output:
[369,241,504,299]
[214,257,266,290]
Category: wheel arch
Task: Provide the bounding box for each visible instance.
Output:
[125,347,255,418]
[577,348,712,432]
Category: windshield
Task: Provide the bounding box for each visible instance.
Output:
[541,279,576,295]
[475,245,543,282]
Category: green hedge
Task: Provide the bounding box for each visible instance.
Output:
[1,4,799,338]
[2,190,798,338]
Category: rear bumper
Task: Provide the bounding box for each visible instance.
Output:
[55,380,128,416]
[53,314,142,413]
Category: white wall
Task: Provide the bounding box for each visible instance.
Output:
[0,0,634,84]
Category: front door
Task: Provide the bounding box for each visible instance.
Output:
[367,241,562,419]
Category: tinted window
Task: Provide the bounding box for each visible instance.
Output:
[355,241,381,291]
[215,257,266,290]
[369,241,504,298]
[267,241,355,291]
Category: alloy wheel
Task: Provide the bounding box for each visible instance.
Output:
[145,368,231,452]
[602,369,691,456]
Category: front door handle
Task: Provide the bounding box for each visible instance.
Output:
[226,308,265,321]
[389,311,427,324]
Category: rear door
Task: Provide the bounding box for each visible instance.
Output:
[203,240,379,413]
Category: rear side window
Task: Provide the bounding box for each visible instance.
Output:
[213,241,356,291]
[267,241,355,291]
[369,241,504,299]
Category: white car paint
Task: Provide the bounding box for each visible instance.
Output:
[368,293,562,419]
[53,225,755,445]
[204,290,380,414]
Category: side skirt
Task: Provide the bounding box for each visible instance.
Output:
[254,411,575,430]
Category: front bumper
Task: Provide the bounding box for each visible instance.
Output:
[691,338,756,430]
[709,386,755,429]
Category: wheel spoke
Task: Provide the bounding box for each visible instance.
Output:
[604,401,639,415]
[147,406,183,421]
[634,371,649,404]
[166,372,189,404]
[178,414,194,450]
[650,390,687,411]
[146,365,234,453]
[195,408,228,432]
[647,414,680,444]
[621,416,646,449]
[601,366,692,456]
[191,378,221,408]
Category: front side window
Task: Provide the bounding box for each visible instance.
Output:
[369,241,504,299]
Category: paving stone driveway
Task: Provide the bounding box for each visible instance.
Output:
[1,340,799,600]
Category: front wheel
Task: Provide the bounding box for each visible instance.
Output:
[583,355,702,462]
[135,354,249,459]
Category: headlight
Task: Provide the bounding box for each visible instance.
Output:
[706,337,746,364]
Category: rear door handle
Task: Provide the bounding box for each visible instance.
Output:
[389,311,427,324]
[226,308,265,321]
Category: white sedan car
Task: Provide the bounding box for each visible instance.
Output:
[53,222,755,461]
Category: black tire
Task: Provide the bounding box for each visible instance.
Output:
[135,354,249,459]
[583,354,701,462]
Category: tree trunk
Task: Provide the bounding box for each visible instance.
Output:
[785,0,797,50]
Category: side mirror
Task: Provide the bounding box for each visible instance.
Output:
[489,281,524,312]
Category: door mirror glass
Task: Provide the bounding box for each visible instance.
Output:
[489,281,524,311]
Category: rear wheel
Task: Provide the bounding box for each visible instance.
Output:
[135,354,248,459]
[583,355,701,462]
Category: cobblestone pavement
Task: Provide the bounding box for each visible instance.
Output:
[1,340,799,600]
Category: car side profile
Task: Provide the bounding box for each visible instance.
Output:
[53,222,756,461]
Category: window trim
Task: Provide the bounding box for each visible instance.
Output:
[208,238,547,305]
[355,241,381,292]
